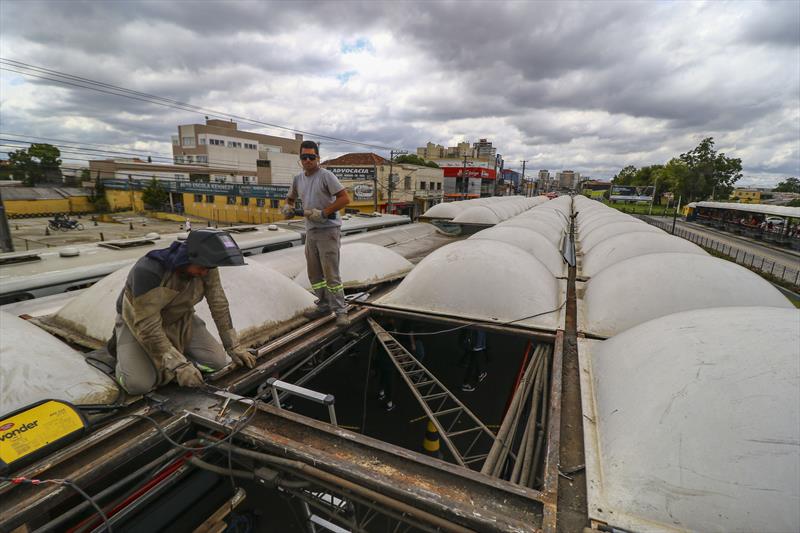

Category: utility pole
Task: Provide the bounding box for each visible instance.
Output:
[387,149,407,214]
[461,154,469,199]
[671,195,682,234]
[372,163,378,213]
[0,189,14,253]
[520,160,528,196]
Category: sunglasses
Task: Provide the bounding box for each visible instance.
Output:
[300,154,318,161]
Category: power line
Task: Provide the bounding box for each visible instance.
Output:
[0,133,313,177]
[0,139,258,174]
[0,58,400,152]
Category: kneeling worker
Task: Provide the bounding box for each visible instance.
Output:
[112,229,256,395]
[283,140,352,327]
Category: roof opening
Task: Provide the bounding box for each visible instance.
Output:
[98,239,156,250]
[225,225,258,233]
[0,253,42,266]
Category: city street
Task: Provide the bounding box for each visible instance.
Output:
[643,215,800,275]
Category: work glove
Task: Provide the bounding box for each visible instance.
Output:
[174,362,205,388]
[227,346,257,369]
[280,205,295,219]
[304,208,326,223]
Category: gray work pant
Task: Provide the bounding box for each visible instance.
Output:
[114,315,227,395]
[305,226,346,314]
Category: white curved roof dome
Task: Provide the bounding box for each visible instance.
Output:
[49,261,317,349]
[581,306,800,533]
[581,253,794,337]
[518,209,569,229]
[581,232,707,277]
[452,205,502,224]
[469,226,565,276]
[577,211,634,230]
[376,240,561,330]
[294,243,412,289]
[497,218,563,244]
[578,213,645,238]
[422,202,468,219]
[1,311,118,414]
[580,222,661,252]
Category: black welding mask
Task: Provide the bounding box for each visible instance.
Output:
[186,229,245,267]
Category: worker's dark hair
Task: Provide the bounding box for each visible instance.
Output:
[299,140,319,155]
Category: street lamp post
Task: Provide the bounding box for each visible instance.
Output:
[649,176,659,215]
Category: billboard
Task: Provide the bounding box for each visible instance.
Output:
[352,183,375,201]
[103,178,289,199]
[441,167,497,179]
[326,166,376,180]
[610,185,654,202]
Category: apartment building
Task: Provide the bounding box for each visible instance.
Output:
[472,139,496,160]
[415,139,498,169]
[171,119,303,185]
[556,170,580,190]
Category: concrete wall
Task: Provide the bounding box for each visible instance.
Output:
[5,195,94,218]
[106,189,146,211]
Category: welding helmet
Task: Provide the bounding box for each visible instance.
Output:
[186,229,245,267]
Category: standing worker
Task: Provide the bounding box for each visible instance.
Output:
[282,140,352,327]
[461,328,488,392]
[111,229,256,395]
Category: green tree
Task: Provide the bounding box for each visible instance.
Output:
[7,143,62,186]
[394,154,439,168]
[91,177,110,213]
[678,137,742,201]
[657,158,693,202]
[774,177,800,193]
[787,198,800,207]
[612,165,638,185]
[141,178,168,210]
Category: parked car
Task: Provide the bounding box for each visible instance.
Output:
[765,216,785,227]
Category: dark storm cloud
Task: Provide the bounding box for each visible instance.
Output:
[1,0,797,184]
[741,1,800,47]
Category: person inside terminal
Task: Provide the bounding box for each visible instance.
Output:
[110,229,256,394]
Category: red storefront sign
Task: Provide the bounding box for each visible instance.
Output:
[442,167,497,179]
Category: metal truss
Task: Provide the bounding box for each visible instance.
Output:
[368,318,498,469]
[279,479,441,533]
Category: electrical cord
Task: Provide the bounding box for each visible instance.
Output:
[381,299,568,337]
[360,336,377,435]
[1,477,112,533]
[79,397,259,454]
[0,58,398,151]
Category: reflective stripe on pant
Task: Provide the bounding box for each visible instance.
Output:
[304,226,346,314]
[114,314,227,395]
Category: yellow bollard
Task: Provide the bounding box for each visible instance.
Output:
[423,420,443,458]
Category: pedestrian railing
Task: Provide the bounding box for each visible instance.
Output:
[641,216,800,287]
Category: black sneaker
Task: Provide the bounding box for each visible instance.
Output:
[461,383,476,392]
[478,371,488,383]
[377,389,386,401]
[384,400,396,412]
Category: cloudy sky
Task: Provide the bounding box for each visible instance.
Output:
[1,0,798,186]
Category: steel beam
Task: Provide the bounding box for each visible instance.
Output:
[173,389,544,531]
[361,303,558,342]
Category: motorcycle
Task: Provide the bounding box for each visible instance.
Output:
[48,214,84,231]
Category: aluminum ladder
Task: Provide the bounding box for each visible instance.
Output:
[368,318,498,469]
